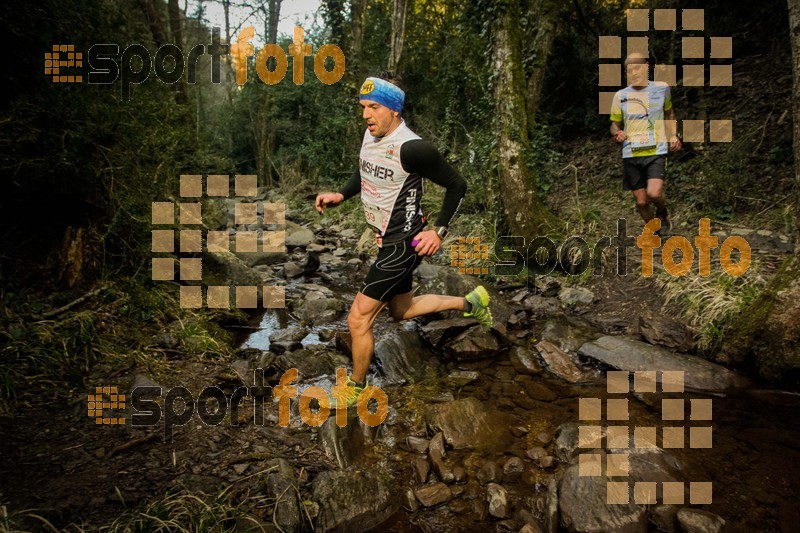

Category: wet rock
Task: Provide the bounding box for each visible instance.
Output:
[649,504,678,532]
[294,297,346,326]
[451,484,467,498]
[412,457,430,484]
[519,524,544,533]
[414,482,453,507]
[318,408,371,469]
[558,287,594,306]
[268,327,309,354]
[523,295,562,316]
[511,426,530,438]
[374,330,433,384]
[301,251,321,275]
[639,314,694,352]
[415,262,443,280]
[525,447,547,462]
[472,499,488,521]
[496,366,516,382]
[447,370,481,386]
[536,432,553,446]
[429,449,454,483]
[578,336,748,392]
[307,243,328,253]
[559,463,647,533]
[313,468,398,531]
[676,509,725,533]
[426,397,513,451]
[403,488,419,512]
[453,466,467,484]
[486,483,510,519]
[553,423,580,463]
[421,317,477,347]
[536,340,591,383]
[275,348,350,380]
[265,459,302,533]
[509,346,543,375]
[522,380,558,402]
[132,373,163,392]
[203,251,262,286]
[230,359,252,386]
[448,498,471,514]
[538,456,555,469]
[429,432,446,458]
[502,456,525,479]
[546,477,558,533]
[406,436,429,454]
[283,261,303,279]
[477,461,502,485]
[540,321,596,354]
[236,250,284,268]
[285,222,316,248]
[444,328,501,361]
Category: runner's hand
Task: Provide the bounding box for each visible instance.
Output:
[613,130,627,143]
[413,230,442,256]
[669,135,682,152]
[315,192,344,214]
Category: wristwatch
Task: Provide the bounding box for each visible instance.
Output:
[435,226,449,240]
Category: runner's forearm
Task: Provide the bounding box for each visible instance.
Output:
[400,139,467,227]
[338,168,361,200]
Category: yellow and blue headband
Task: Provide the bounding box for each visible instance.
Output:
[359,77,405,113]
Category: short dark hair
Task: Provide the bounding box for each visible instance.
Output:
[374,70,403,91]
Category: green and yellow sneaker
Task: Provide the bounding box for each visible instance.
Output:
[330,377,368,408]
[464,285,493,329]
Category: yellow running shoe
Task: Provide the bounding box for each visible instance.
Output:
[464,285,493,329]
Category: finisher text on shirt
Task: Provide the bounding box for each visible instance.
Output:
[359,159,395,180]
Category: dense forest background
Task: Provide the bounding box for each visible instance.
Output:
[1,0,800,530]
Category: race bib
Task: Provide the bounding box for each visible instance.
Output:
[363,202,384,233]
[628,118,656,149]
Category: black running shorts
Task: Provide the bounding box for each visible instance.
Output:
[622,155,666,191]
[360,241,424,302]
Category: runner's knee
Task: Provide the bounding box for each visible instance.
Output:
[347,311,371,334]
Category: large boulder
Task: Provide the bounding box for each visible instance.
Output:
[558,463,647,533]
[373,329,433,384]
[425,397,512,451]
[285,221,316,248]
[444,328,502,361]
[578,336,747,393]
[312,468,399,532]
[536,340,592,383]
[638,314,693,353]
[203,250,262,286]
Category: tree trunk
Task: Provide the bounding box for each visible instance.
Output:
[268,0,282,44]
[168,0,188,103]
[491,0,556,236]
[140,0,168,46]
[790,0,800,235]
[388,0,410,73]
[350,0,366,82]
[717,0,800,386]
[524,0,559,131]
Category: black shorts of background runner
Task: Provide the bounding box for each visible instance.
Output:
[360,240,424,302]
[622,155,666,191]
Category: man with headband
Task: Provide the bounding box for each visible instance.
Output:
[315,71,493,406]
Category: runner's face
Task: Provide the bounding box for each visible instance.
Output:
[361,99,399,138]
[626,60,649,87]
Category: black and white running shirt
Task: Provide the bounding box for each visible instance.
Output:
[338,120,467,245]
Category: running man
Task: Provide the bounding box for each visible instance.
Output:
[610,53,682,232]
[315,72,493,405]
